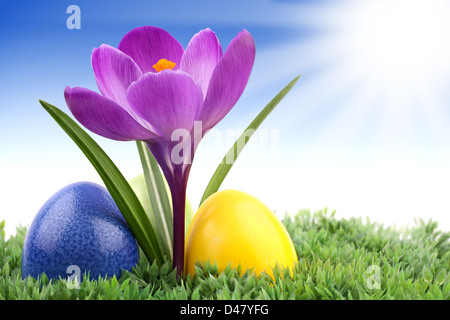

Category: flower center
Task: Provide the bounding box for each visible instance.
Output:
[152,58,176,72]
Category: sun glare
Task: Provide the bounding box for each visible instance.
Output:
[283,0,450,143]
[258,0,450,230]
[338,0,450,86]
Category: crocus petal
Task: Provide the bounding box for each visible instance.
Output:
[197,29,255,132]
[118,26,184,74]
[126,70,203,141]
[180,28,223,97]
[64,86,158,141]
[92,44,142,111]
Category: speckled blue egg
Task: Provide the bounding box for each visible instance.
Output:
[21,181,139,280]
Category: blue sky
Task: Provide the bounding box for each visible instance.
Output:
[2,0,450,236]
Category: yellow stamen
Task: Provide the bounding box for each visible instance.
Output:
[152,58,176,72]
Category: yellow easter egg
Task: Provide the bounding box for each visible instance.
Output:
[185,190,297,278]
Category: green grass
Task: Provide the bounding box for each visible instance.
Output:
[1,209,449,300]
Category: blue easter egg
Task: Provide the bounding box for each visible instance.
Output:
[21,181,139,281]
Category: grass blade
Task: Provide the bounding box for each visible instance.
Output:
[199,74,301,206]
[40,100,164,264]
[136,141,173,260]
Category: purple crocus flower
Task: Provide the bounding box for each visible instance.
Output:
[64,26,255,274]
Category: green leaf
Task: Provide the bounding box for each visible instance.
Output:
[304,284,317,300]
[136,141,173,260]
[199,74,301,206]
[120,278,131,291]
[39,100,164,264]
[435,269,447,285]
[422,267,433,283]
[0,220,5,240]
[191,287,201,300]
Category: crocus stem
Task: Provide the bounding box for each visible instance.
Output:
[146,141,192,276]
[171,175,186,277]
[166,161,192,277]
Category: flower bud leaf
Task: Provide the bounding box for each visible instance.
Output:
[40,99,164,264]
